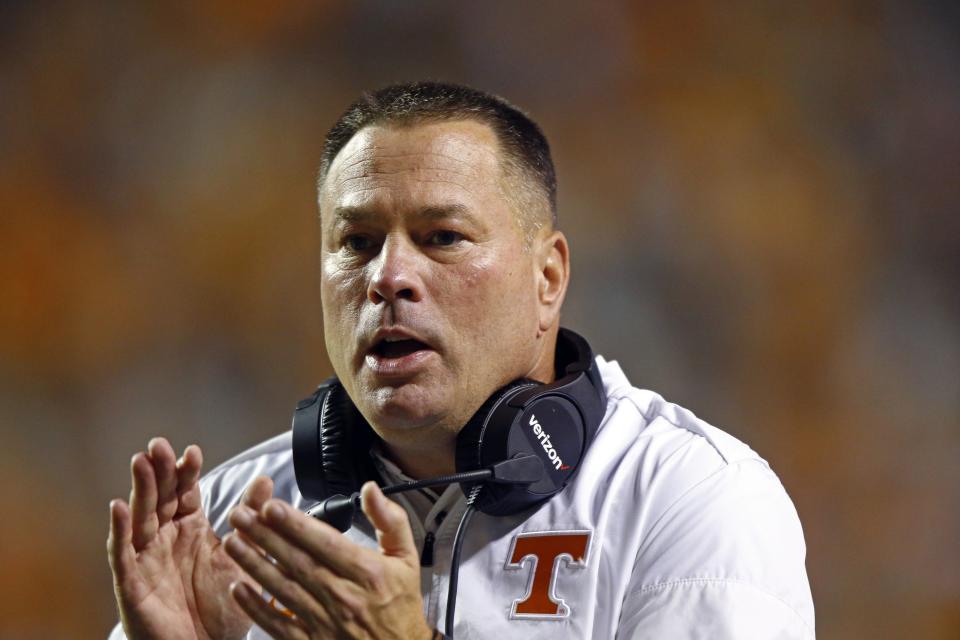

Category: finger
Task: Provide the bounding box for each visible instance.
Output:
[258,499,373,580]
[227,478,273,557]
[175,444,204,516]
[230,580,310,640]
[224,532,328,629]
[360,481,419,564]
[107,499,139,586]
[231,504,354,610]
[148,437,179,525]
[129,452,159,550]
[241,475,274,512]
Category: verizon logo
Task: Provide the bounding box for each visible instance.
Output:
[529,414,570,471]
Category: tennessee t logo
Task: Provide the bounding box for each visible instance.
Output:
[505,530,591,619]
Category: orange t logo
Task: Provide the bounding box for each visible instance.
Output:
[505,530,591,618]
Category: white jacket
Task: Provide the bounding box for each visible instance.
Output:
[111,356,815,639]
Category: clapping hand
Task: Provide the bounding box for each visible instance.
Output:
[107,438,268,640]
[224,479,435,640]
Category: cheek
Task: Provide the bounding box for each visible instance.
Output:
[321,256,363,305]
[320,264,365,351]
[438,258,498,314]
[438,256,536,333]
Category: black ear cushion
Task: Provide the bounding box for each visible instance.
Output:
[455,378,539,475]
[293,378,378,501]
[319,382,377,497]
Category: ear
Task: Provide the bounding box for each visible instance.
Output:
[535,230,570,333]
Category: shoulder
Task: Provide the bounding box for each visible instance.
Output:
[587,356,767,514]
[595,355,761,467]
[199,431,304,537]
[588,356,815,636]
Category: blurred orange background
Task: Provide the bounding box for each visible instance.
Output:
[1,1,957,638]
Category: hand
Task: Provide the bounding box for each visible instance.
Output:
[223,480,435,640]
[107,438,269,640]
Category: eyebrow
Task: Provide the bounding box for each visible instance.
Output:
[332,203,479,226]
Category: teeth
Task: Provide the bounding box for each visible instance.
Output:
[383,336,407,343]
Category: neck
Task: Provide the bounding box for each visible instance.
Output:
[381,434,457,480]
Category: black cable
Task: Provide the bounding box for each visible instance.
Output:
[382,469,492,497]
[444,484,482,639]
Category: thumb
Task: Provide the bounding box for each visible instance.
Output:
[359,481,418,564]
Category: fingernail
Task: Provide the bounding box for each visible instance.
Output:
[265,501,286,522]
[231,506,253,527]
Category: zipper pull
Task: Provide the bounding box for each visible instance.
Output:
[421,531,436,567]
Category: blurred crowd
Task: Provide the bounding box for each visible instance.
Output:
[1,1,957,638]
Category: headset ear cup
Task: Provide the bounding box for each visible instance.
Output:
[455,379,542,516]
[455,379,538,475]
[292,378,377,501]
[321,382,377,496]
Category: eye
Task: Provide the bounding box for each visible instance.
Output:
[426,230,464,247]
[344,235,373,252]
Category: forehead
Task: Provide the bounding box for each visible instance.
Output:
[320,120,506,214]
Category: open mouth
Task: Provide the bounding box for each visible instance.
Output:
[370,338,431,359]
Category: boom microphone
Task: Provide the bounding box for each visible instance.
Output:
[305,454,545,531]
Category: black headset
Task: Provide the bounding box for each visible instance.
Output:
[292,327,606,519]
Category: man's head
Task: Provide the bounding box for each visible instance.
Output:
[318,82,557,242]
[317,82,569,475]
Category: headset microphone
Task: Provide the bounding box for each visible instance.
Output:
[306,454,545,531]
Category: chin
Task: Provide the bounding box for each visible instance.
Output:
[363,383,448,432]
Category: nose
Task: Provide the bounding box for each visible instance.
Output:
[367,235,423,304]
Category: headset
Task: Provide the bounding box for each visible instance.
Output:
[292,327,606,518]
[289,327,606,638]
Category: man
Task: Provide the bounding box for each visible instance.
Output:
[107,82,815,639]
